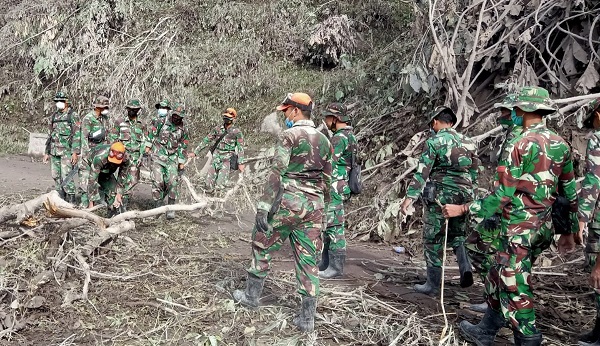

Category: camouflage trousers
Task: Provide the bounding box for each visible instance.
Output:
[205,157,231,191]
[50,155,75,195]
[324,189,346,251]
[465,222,498,284]
[79,158,91,206]
[151,160,179,202]
[248,201,324,297]
[122,160,141,202]
[485,224,554,336]
[92,172,117,205]
[585,223,600,313]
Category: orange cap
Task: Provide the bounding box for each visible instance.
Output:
[108,142,126,164]
[276,93,313,111]
[223,107,237,118]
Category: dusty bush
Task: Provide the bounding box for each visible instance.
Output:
[305,15,357,67]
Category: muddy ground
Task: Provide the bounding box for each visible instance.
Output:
[0,154,594,345]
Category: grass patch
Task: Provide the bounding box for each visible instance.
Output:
[0,124,33,155]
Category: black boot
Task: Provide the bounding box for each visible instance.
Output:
[232,273,265,308]
[292,296,317,332]
[580,315,600,346]
[459,307,505,346]
[414,266,442,295]
[318,239,330,271]
[120,196,128,213]
[58,189,66,199]
[319,249,346,279]
[467,302,488,313]
[107,207,117,218]
[166,198,176,220]
[455,244,474,288]
[513,331,542,346]
[66,194,76,205]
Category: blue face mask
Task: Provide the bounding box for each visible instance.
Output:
[429,128,436,136]
[285,118,294,128]
[511,109,523,126]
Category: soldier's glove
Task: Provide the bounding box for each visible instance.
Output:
[481,214,501,231]
[255,209,270,234]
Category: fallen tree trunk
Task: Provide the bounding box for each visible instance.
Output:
[0,190,72,224]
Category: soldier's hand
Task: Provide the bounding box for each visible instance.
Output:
[557,234,576,255]
[112,193,123,208]
[255,209,269,234]
[88,201,94,209]
[577,221,587,245]
[42,154,49,164]
[238,164,245,173]
[187,152,196,158]
[591,261,600,289]
[442,204,466,218]
[400,198,412,215]
[71,153,78,165]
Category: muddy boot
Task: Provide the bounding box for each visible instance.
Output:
[319,249,346,279]
[459,307,505,346]
[318,239,330,271]
[232,273,265,308]
[467,302,488,313]
[513,331,542,346]
[455,244,474,288]
[120,196,129,213]
[579,315,600,346]
[66,194,76,205]
[414,266,442,295]
[107,207,117,218]
[58,189,66,199]
[292,296,317,332]
[166,198,176,220]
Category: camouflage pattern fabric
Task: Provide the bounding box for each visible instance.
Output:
[247,119,332,297]
[77,111,110,205]
[467,122,578,336]
[109,115,148,198]
[83,144,130,205]
[45,108,78,194]
[325,127,357,251]
[193,124,246,191]
[406,127,479,267]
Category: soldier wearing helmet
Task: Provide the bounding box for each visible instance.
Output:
[400,106,479,296]
[188,107,246,192]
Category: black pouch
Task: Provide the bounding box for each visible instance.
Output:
[230,153,239,171]
[422,181,436,204]
[551,196,571,235]
[88,128,106,144]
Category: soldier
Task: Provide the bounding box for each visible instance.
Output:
[151,99,171,129]
[82,142,130,217]
[232,93,332,333]
[108,99,147,211]
[319,102,357,279]
[144,103,189,219]
[188,107,246,192]
[43,91,79,204]
[443,86,578,346]
[400,106,479,295]
[76,96,111,207]
[577,98,600,346]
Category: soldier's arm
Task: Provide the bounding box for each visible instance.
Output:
[236,130,246,164]
[145,123,158,150]
[559,149,579,234]
[88,157,102,203]
[116,160,130,195]
[193,127,218,156]
[108,117,120,143]
[257,134,291,212]
[578,135,600,223]
[470,151,481,192]
[405,139,437,200]
[178,129,190,164]
[71,116,82,155]
[323,140,333,204]
[80,116,91,156]
[330,135,347,180]
[45,117,52,155]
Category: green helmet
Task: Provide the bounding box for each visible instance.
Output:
[428,105,457,124]
[582,98,600,129]
[171,103,186,118]
[155,99,171,109]
[503,86,556,116]
[323,103,350,123]
[53,91,68,102]
[126,99,142,109]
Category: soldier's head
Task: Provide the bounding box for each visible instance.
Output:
[506,87,556,126]
[276,93,314,128]
[171,103,185,126]
[223,108,237,127]
[126,99,142,118]
[155,99,171,117]
[93,96,110,116]
[428,106,457,133]
[323,103,349,131]
[583,98,600,130]
[108,142,126,165]
[53,91,69,111]
[494,94,518,128]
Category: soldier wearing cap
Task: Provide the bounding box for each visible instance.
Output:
[145,102,189,219]
[577,98,600,346]
[233,92,333,333]
[443,86,578,345]
[108,99,148,211]
[318,102,357,279]
[188,107,246,192]
[76,95,111,207]
[400,106,479,295]
[43,91,79,204]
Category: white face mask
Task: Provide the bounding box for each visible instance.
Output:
[101,109,109,116]
[55,102,66,110]
[158,108,168,116]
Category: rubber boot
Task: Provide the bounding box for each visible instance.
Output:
[513,331,542,346]
[66,194,76,205]
[459,307,506,346]
[166,198,176,220]
[121,196,129,213]
[232,273,265,308]
[455,244,474,288]
[107,207,117,218]
[58,189,66,199]
[468,302,488,313]
[318,239,330,271]
[579,315,600,346]
[292,296,317,332]
[319,249,346,279]
[414,266,442,295]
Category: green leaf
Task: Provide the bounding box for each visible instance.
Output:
[335,90,344,100]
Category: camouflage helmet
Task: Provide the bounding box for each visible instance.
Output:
[582,98,600,129]
[155,99,171,109]
[323,103,350,123]
[504,86,556,116]
[428,105,457,124]
[93,96,110,108]
[53,91,68,102]
[126,99,142,109]
[171,103,186,118]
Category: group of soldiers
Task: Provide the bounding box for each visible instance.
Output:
[44,93,246,218]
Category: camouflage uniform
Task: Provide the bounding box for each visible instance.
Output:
[45,92,79,200]
[108,100,147,206]
[82,144,130,206]
[76,96,111,206]
[145,104,189,206]
[462,87,578,341]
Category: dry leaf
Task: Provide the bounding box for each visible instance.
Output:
[572,39,589,64]
[575,62,600,94]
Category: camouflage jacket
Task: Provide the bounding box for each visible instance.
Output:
[193,124,246,164]
[146,117,189,166]
[257,119,333,213]
[76,111,110,158]
[578,130,600,223]
[468,122,579,238]
[45,108,79,156]
[86,144,131,202]
[109,115,147,164]
[331,126,357,196]
[406,128,479,200]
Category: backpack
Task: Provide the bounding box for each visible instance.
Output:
[348,141,362,195]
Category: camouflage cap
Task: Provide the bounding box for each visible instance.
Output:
[493,94,518,110]
[323,103,350,122]
[582,98,600,129]
[53,91,68,102]
[155,99,171,109]
[126,99,142,109]
[171,103,186,118]
[507,86,556,116]
[428,105,457,124]
[93,96,110,108]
